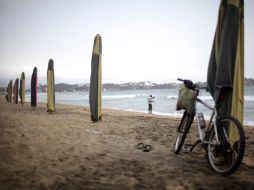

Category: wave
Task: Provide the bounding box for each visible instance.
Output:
[111,108,254,126]
[56,94,89,101]
[136,94,150,97]
[244,96,254,101]
[244,121,254,126]
[167,95,178,99]
[167,95,213,101]
[199,95,254,101]
[102,94,136,100]
[199,96,213,101]
[110,108,183,118]
[153,111,183,118]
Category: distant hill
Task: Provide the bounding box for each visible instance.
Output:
[38,81,179,92]
[37,78,254,92]
[244,78,254,86]
[101,81,179,91]
[1,78,253,93]
[39,83,89,92]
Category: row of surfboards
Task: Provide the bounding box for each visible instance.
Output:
[5,59,55,113]
[5,34,102,122]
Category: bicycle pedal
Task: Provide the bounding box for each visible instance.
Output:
[182,144,192,153]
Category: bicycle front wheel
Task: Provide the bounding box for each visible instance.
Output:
[206,116,245,176]
[173,111,194,154]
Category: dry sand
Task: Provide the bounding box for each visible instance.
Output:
[0,95,254,190]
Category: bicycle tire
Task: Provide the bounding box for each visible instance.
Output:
[206,116,245,176]
[173,111,194,154]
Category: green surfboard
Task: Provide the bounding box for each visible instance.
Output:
[89,34,102,122]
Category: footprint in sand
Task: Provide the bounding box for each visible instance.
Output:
[79,165,87,172]
[59,158,64,162]
[68,147,75,153]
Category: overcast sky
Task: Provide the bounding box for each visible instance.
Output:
[0,0,253,84]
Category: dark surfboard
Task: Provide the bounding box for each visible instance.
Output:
[31,67,38,108]
[89,34,102,122]
[20,72,25,106]
[13,78,19,104]
[6,80,12,102]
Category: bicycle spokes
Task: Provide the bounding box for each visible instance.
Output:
[206,117,245,176]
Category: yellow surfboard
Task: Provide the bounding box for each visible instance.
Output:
[47,59,55,112]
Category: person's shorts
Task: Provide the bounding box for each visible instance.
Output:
[148,104,152,111]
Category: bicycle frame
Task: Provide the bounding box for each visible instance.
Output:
[195,97,220,144]
[175,79,245,176]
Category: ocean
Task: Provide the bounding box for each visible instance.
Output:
[26,87,254,126]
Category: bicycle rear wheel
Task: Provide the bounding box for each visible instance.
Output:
[173,111,194,154]
[206,116,245,176]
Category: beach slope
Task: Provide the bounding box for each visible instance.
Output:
[0,95,254,190]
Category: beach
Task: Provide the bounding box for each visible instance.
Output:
[0,95,254,190]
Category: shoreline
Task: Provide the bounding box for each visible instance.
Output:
[5,85,251,125]
[0,95,254,189]
[21,96,254,127]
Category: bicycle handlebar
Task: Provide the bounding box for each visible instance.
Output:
[177,78,196,90]
[177,78,184,82]
[177,78,206,91]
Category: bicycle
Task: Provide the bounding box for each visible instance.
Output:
[173,78,245,176]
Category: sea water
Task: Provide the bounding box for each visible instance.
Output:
[26,87,254,126]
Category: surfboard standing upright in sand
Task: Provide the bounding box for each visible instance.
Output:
[47,59,55,112]
[89,34,102,122]
[5,80,12,102]
[19,72,25,106]
[31,67,38,109]
[13,78,19,104]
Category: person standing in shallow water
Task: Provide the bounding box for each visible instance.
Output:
[148,95,155,114]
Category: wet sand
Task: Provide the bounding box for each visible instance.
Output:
[0,95,254,190]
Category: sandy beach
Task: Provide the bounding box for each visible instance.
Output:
[0,95,254,190]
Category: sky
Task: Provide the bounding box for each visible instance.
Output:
[0,0,253,85]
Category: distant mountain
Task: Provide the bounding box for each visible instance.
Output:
[39,83,89,92]
[38,78,253,92]
[244,78,254,86]
[102,81,179,91]
[1,78,253,93]
[37,81,178,92]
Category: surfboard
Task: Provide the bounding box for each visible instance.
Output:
[31,67,38,108]
[47,59,55,112]
[13,78,19,104]
[20,72,25,106]
[6,80,12,102]
[89,34,102,122]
